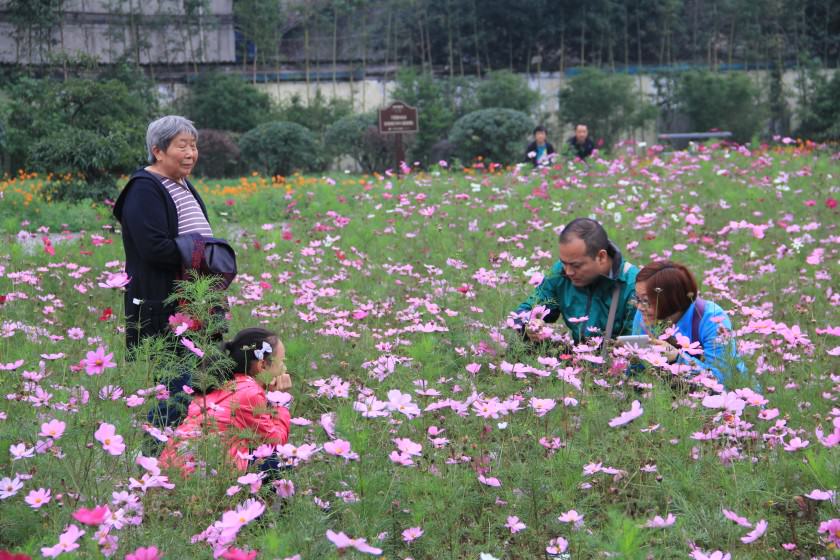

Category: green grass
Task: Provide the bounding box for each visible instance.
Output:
[0,147,839,558]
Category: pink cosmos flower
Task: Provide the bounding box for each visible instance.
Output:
[83,346,116,376]
[98,272,131,289]
[180,338,205,358]
[0,359,25,371]
[701,392,746,414]
[125,546,163,560]
[608,400,644,427]
[273,479,295,498]
[0,476,23,499]
[740,519,767,543]
[10,443,34,460]
[505,516,526,534]
[72,505,110,525]
[325,530,382,555]
[40,525,85,558]
[94,423,126,456]
[783,437,809,451]
[757,408,779,421]
[546,537,568,555]
[24,488,51,509]
[219,499,265,530]
[818,518,840,547]
[804,489,834,501]
[557,509,584,526]
[221,548,258,560]
[690,550,730,560]
[465,363,481,375]
[136,455,161,476]
[323,439,359,461]
[401,527,423,542]
[386,389,421,418]
[39,419,66,440]
[478,475,501,487]
[644,514,676,528]
[721,508,752,527]
[529,397,557,417]
[393,438,422,457]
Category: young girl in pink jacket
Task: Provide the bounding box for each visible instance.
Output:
[161,327,292,474]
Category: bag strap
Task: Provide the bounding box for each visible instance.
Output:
[191,235,206,270]
[691,298,706,344]
[601,281,622,358]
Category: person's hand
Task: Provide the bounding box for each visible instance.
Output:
[268,373,292,391]
[525,318,550,342]
[650,339,679,363]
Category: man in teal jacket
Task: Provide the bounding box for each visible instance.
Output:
[513,218,638,344]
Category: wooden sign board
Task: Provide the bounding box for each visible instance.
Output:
[378,102,419,134]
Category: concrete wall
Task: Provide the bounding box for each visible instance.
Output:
[249,69,817,145]
[0,0,235,65]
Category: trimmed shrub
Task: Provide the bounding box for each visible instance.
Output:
[181,73,272,133]
[449,108,534,165]
[239,121,321,177]
[392,69,456,166]
[796,68,840,141]
[30,126,137,202]
[194,129,241,178]
[277,90,353,141]
[675,70,766,143]
[324,113,394,173]
[476,70,539,114]
[3,76,151,190]
[559,68,655,149]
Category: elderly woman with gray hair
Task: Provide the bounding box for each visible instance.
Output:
[114,115,213,351]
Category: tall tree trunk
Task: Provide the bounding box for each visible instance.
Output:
[361,5,368,110]
[728,18,736,67]
[623,4,629,69]
[304,23,311,102]
[579,8,585,65]
[471,0,480,74]
[447,0,454,81]
[559,23,565,73]
[332,6,338,97]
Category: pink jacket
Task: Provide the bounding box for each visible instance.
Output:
[161,373,290,473]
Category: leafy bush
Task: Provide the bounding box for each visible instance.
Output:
[181,73,272,132]
[30,127,137,202]
[796,68,840,141]
[2,76,150,201]
[239,121,322,177]
[475,70,540,114]
[449,108,534,165]
[194,129,241,178]
[277,90,353,141]
[3,76,151,177]
[324,113,394,173]
[675,70,766,143]
[559,68,655,149]
[392,69,456,166]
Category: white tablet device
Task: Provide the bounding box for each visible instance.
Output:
[616,335,651,347]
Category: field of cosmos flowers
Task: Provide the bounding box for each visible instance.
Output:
[0,142,838,560]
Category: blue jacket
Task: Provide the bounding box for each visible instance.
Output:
[515,243,639,343]
[631,299,748,386]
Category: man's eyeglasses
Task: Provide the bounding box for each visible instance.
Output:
[632,296,652,309]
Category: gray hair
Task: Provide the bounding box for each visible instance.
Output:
[146,115,198,163]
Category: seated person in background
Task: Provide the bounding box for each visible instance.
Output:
[525,125,556,166]
[513,218,638,345]
[630,261,747,386]
[161,327,292,475]
[566,123,595,160]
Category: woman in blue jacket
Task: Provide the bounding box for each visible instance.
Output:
[630,261,747,386]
